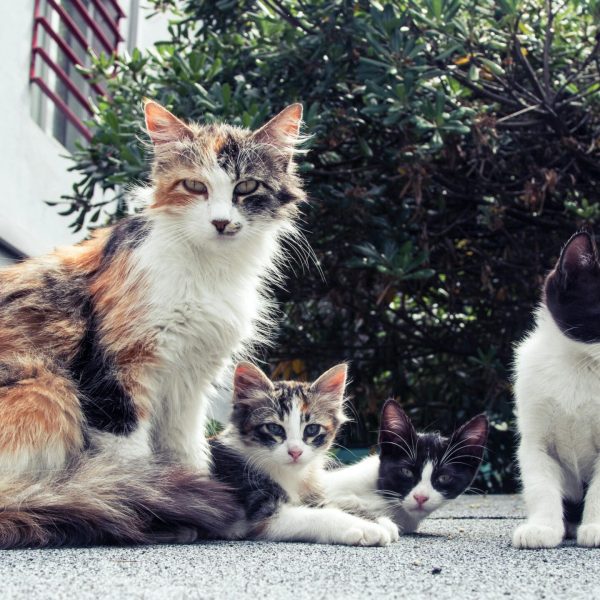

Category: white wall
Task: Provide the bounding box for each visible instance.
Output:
[0,0,172,260]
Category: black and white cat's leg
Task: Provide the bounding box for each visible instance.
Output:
[577,459,600,547]
[262,505,398,546]
[513,440,565,549]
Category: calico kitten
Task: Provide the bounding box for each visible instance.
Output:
[210,362,399,546]
[514,231,600,548]
[324,399,488,533]
[0,101,306,548]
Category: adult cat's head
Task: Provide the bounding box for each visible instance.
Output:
[229,362,347,470]
[378,400,488,516]
[143,101,305,249]
[544,230,600,343]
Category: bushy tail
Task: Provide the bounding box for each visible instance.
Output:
[0,455,242,549]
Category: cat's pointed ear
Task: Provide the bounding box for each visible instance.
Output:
[379,400,416,456]
[252,103,303,156]
[144,99,194,145]
[309,363,347,407]
[558,231,598,280]
[450,414,489,462]
[233,362,273,404]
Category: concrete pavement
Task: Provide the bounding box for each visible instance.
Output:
[2,495,598,600]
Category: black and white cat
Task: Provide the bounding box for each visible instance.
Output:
[324,399,488,533]
[514,231,600,548]
[210,362,399,545]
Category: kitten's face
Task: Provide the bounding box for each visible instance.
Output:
[545,231,600,343]
[230,363,347,471]
[377,401,488,517]
[144,101,305,249]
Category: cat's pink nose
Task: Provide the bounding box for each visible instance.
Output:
[413,494,429,506]
[288,449,303,462]
[212,219,230,233]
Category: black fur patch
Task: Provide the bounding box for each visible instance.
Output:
[70,306,138,436]
[544,231,600,343]
[209,439,287,523]
[101,215,150,268]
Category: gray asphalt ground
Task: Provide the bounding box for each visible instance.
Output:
[2,495,598,600]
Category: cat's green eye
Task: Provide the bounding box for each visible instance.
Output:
[399,467,413,478]
[182,179,208,194]
[304,424,320,437]
[266,423,285,437]
[234,179,259,195]
[437,474,453,484]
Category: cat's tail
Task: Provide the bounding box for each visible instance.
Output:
[0,455,242,549]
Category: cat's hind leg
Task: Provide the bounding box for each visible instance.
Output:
[0,356,84,477]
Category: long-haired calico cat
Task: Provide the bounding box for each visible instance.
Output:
[514,231,600,548]
[324,400,488,533]
[210,363,399,545]
[0,100,306,548]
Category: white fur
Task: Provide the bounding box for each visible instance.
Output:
[323,456,446,534]
[513,304,600,548]
[123,165,292,471]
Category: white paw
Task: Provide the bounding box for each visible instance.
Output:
[376,516,400,543]
[512,523,563,549]
[577,524,600,547]
[342,521,391,547]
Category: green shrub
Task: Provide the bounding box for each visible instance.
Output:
[59,0,600,491]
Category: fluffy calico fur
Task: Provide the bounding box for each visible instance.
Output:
[324,400,488,533]
[514,231,600,549]
[210,363,399,546]
[0,101,306,547]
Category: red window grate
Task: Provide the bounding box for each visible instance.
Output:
[30,0,125,143]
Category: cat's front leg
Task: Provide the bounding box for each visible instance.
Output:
[262,505,394,546]
[513,441,565,549]
[577,457,600,547]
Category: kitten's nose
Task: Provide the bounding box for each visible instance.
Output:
[212,219,230,233]
[413,494,429,506]
[288,448,303,462]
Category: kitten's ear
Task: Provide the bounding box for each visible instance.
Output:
[233,362,273,403]
[450,414,489,463]
[309,363,347,407]
[379,400,416,456]
[558,231,598,280]
[252,103,303,157]
[144,99,194,145]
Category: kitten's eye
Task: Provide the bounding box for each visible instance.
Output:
[437,474,453,485]
[399,467,413,478]
[304,424,320,437]
[182,179,208,194]
[265,423,285,437]
[234,180,259,195]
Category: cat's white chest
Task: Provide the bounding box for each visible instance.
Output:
[515,315,600,481]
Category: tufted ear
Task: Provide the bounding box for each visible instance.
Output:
[309,363,347,408]
[379,399,416,457]
[449,414,489,463]
[233,362,273,404]
[144,99,194,145]
[252,103,303,157]
[558,231,599,281]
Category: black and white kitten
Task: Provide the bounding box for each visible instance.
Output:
[210,363,399,545]
[324,400,489,533]
[513,231,600,548]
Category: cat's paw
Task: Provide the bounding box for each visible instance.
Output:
[577,524,600,547]
[342,521,391,547]
[376,516,400,543]
[512,523,563,549]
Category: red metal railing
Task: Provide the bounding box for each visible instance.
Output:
[30,0,124,142]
